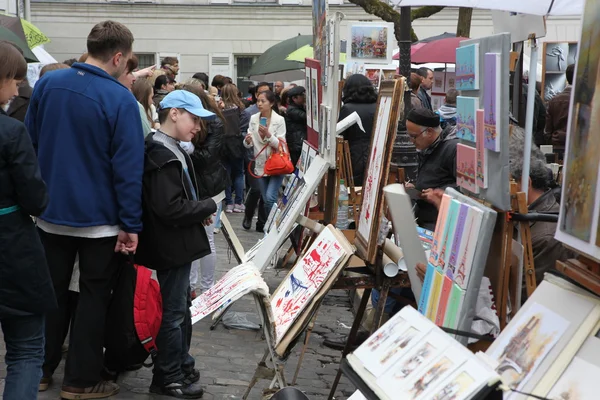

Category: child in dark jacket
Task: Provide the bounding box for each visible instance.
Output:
[136,90,217,399]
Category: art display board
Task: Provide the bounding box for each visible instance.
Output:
[346,21,395,65]
[418,189,496,345]
[556,0,600,262]
[345,306,502,400]
[486,273,600,399]
[345,62,397,90]
[456,34,511,211]
[268,225,354,354]
[541,41,578,102]
[253,155,330,272]
[355,78,405,263]
[305,58,322,148]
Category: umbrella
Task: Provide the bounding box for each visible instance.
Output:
[0,25,38,62]
[285,42,347,63]
[392,0,583,16]
[409,36,469,64]
[414,32,457,44]
[247,35,313,81]
[0,14,50,49]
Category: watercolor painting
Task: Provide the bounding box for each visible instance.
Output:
[445,72,456,91]
[483,53,501,152]
[548,357,600,400]
[456,96,478,142]
[433,71,445,93]
[312,0,326,62]
[475,109,488,188]
[556,0,600,256]
[270,227,349,344]
[456,44,479,91]
[387,341,435,377]
[365,68,381,88]
[488,303,569,393]
[348,23,394,64]
[410,357,454,398]
[431,371,475,400]
[456,144,478,194]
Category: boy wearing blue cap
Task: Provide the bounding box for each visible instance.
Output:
[136,90,217,399]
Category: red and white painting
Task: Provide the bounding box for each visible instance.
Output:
[357,95,392,241]
[456,143,479,194]
[270,227,349,344]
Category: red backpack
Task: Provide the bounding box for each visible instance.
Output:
[105,257,162,370]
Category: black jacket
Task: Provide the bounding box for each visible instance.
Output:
[0,110,56,316]
[418,87,433,111]
[415,126,459,229]
[153,89,169,109]
[7,83,32,123]
[136,134,217,271]
[221,107,249,161]
[339,101,376,186]
[190,117,230,198]
[284,103,307,166]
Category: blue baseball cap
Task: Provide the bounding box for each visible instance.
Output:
[159,90,216,120]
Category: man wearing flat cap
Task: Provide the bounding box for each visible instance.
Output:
[285,86,307,166]
[406,108,458,230]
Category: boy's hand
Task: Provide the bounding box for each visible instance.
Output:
[115,231,138,254]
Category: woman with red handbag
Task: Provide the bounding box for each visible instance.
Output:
[244,90,292,219]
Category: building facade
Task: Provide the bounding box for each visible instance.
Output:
[31,1,582,89]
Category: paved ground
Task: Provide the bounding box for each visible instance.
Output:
[0,213,358,399]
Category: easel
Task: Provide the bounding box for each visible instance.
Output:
[556,256,600,296]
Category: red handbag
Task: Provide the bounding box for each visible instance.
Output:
[248,139,295,178]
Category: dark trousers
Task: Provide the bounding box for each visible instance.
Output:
[245,173,266,228]
[1,314,45,400]
[153,263,195,386]
[38,230,119,387]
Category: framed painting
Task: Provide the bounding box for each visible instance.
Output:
[355,78,405,263]
[347,21,395,65]
[456,43,480,91]
[541,41,578,102]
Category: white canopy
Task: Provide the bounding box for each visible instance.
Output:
[393,0,584,16]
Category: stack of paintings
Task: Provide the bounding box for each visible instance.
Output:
[345,306,501,400]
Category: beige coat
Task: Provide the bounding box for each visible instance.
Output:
[244,111,287,176]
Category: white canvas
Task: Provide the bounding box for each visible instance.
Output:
[487,302,570,398]
[357,95,392,242]
[547,357,600,400]
[270,226,351,344]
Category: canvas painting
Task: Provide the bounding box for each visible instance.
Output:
[456,44,479,91]
[475,109,488,188]
[431,95,444,113]
[456,144,478,194]
[487,303,569,396]
[348,22,394,64]
[305,68,312,129]
[357,95,392,241]
[456,96,478,142]
[547,357,600,400]
[556,0,600,258]
[382,69,396,81]
[311,67,319,129]
[312,0,327,63]
[433,71,445,93]
[270,226,350,344]
[483,53,501,152]
[365,68,381,88]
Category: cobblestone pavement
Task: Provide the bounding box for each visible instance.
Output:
[0,213,358,399]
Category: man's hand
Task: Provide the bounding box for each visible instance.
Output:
[404,181,415,189]
[115,231,138,254]
[421,188,444,209]
[416,262,427,283]
[203,217,213,227]
[134,65,156,79]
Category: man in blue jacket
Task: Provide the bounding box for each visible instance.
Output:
[25,20,143,399]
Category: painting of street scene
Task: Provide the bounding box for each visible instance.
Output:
[558,0,600,248]
[489,303,569,393]
[349,24,392,63]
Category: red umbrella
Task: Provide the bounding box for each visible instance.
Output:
[393,36,469,64]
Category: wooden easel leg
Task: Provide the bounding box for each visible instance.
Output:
[242,349,270,400]
[327,288,372,400]
[291,311,319,385]
[370,278,391,334]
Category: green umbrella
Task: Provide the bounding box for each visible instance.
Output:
[0,25,38,62]
[286,44,347,63]
[247,35,313,81]
[0,14,50,49]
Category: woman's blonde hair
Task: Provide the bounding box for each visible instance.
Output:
[221,83,244,110]
[148,69,165,87]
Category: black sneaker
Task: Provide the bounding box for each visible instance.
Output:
[150,380,204,399]
[242,216,252,230]
[256,224,264,233]
[182,368,200,385]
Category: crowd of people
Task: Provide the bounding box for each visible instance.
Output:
[0,17,577,400]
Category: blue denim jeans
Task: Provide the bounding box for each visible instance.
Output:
[258,175,285,219]
[224,158,245,206]
[1,314,45,400]
[371,288,415,316]
[153,263,195,386]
